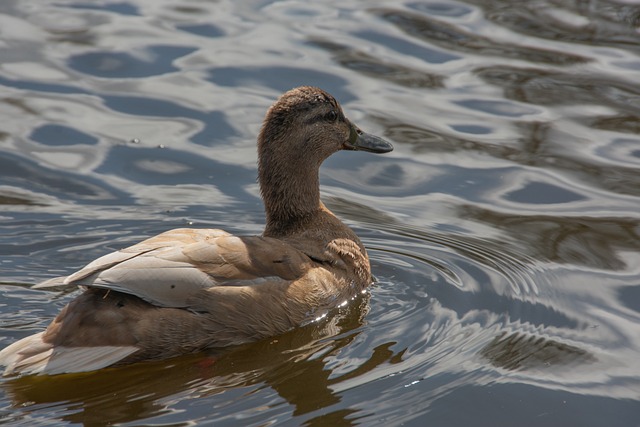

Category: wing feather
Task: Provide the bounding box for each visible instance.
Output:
[0,332,139,376]
[35,228,315,309]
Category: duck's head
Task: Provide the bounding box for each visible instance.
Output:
[258,86,393,230]
[258,86,393,168]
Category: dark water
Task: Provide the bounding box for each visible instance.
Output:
[1,0,639,425]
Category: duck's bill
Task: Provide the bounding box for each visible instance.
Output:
[344,125,394,153]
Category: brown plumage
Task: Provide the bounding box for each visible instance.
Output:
[0,86,393,376]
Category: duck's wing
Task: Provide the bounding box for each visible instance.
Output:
[35,228,314,308]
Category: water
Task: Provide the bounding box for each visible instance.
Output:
[1,0,639,425]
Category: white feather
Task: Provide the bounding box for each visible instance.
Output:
[0,332,138,376]
[74,256,218,307]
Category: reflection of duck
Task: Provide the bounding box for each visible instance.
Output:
[0,86,393,376]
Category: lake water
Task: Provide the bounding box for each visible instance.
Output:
[1,0,639,425]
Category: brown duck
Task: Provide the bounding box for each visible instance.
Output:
[0,86,393,376]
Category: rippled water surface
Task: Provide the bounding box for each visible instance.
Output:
[1,0,640,425]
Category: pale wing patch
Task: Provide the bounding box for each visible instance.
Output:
[75,255,218,307]
[39,346,139,375]
[1,332,138,376]
[49,228,232,288]
[64,249,143,284]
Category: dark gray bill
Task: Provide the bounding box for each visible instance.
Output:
[344,124,394,153]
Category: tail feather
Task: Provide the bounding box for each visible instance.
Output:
[0,332,139,376]
[32,276,76,291]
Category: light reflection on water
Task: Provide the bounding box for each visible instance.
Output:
[1,0,640,425]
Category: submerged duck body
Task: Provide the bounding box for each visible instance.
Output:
[0,86,393,376]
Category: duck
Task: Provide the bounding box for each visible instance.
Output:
[0,86,393,376]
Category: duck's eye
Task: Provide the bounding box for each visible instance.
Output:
[325,110,338,122]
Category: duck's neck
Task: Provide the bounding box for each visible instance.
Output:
[258,143,372,286]
[259,150,322,237]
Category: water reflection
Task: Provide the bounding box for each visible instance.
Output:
[66,2,141,16]
[472,0,640,49]
[480,331,596,371]
[475,65,640,114]
[372,7,589,65]
[309,38,446,89]
[460,204,640,270]
[68,46,197,78]
[378,116,640,199]
[30,124,98,147]
[206,66,354,102]
[0,151,128,204]
[177,23,224,39]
